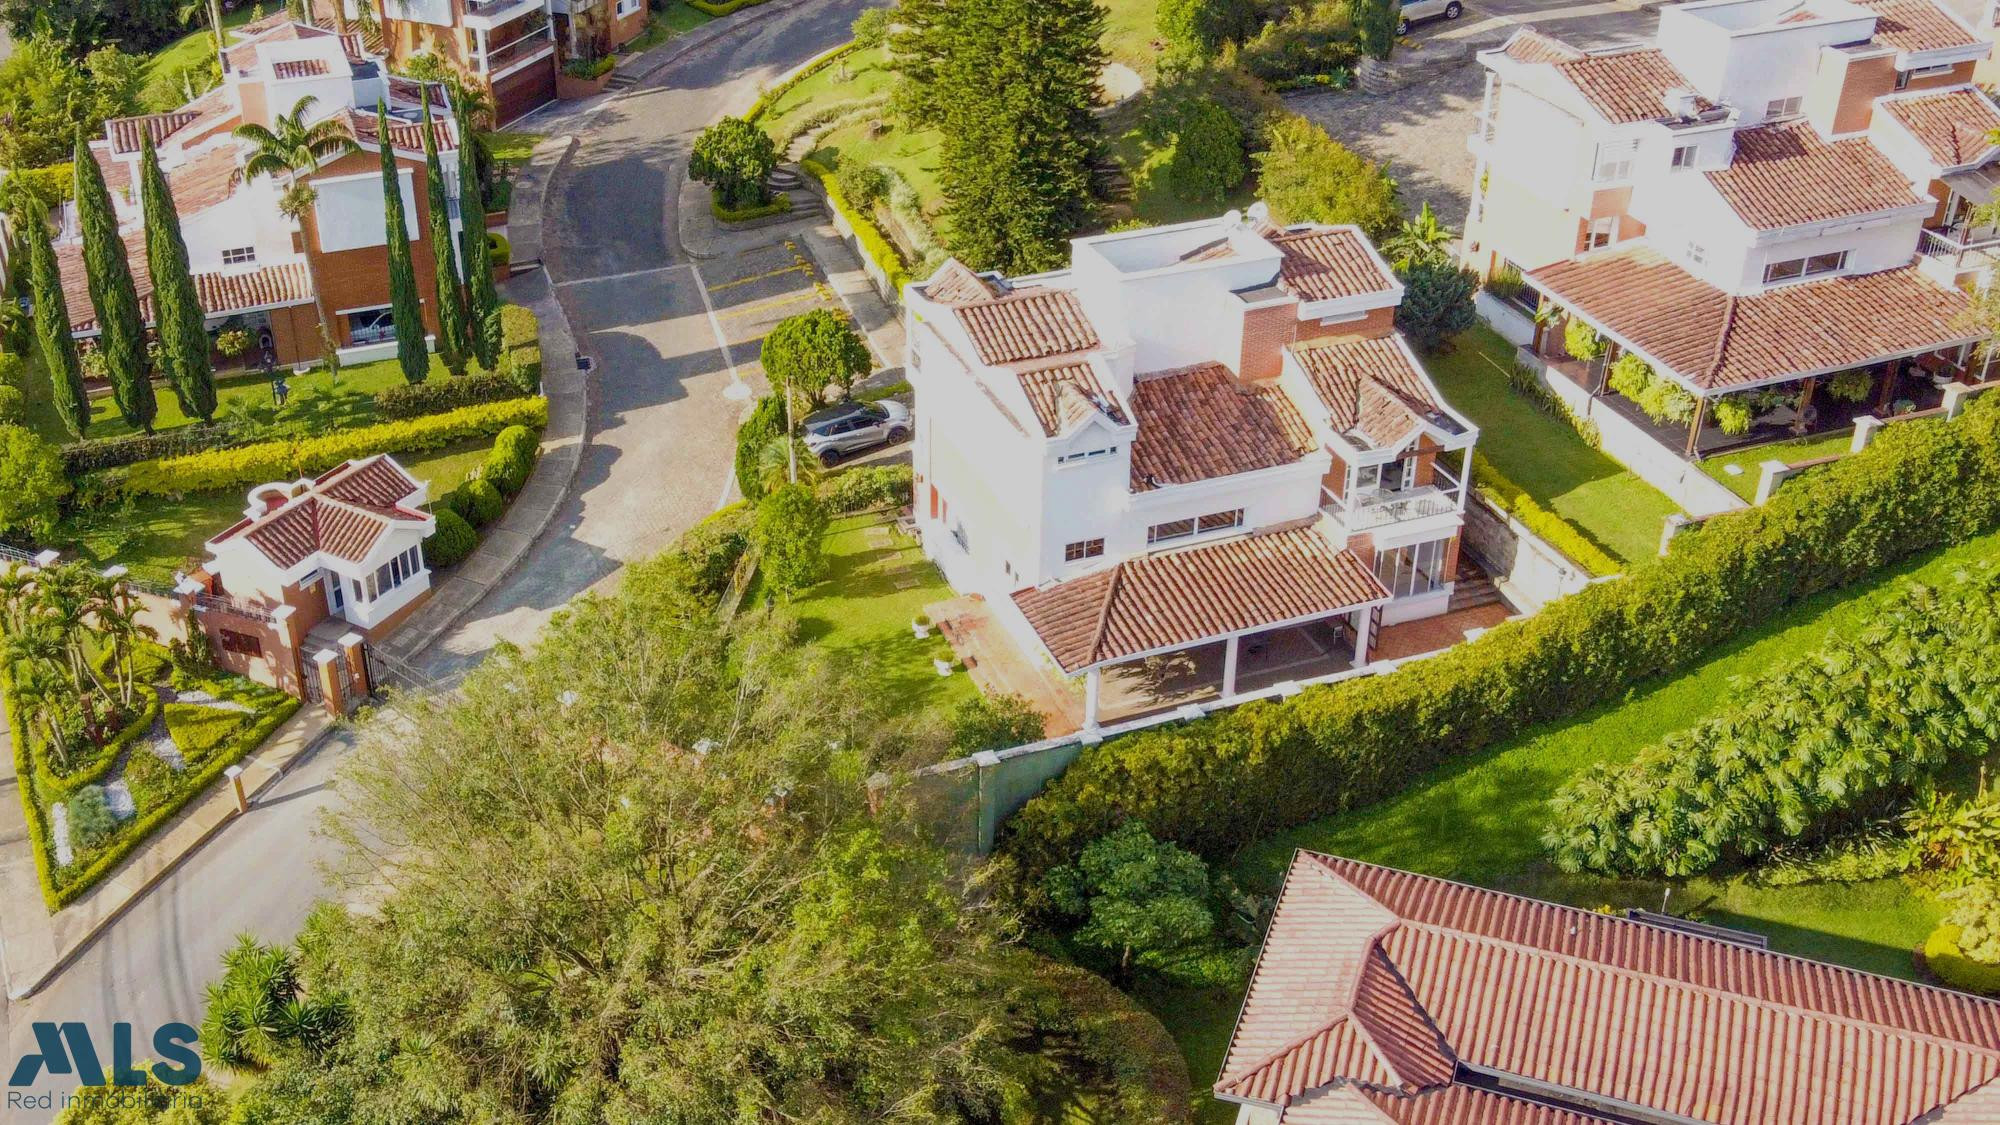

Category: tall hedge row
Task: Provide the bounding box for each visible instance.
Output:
[1000,396,2000,879]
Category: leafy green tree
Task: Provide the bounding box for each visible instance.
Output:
[74,131,156,431]
[1393,257,1477,353]
[851,5,890,47]
[689,116,778,209]
[53,1070,231,1124]
[457,105,501,371]
[887,0,951,124]
[1157,0,1254,58]
[418,100,470,377]
[950,692,1047,753]
[1254,114,1402,239]
[0,37,144,171]
[377,102,430,384]
[137,133,216,421]
[761,308,872,402]
[1044,822,1214,974]
[1163,98,1245,204]
[24,200,91,437]
[200,934,348,1072]
[0,423,70,536]
[1381,201,1451,269]
[1944,881,2000,964]
[755,482,830,593]
[734,392,789,500]
[235,94,360,363]
[1355,0,1398,60]
[1,0,184,55]
[930,0,1105,272]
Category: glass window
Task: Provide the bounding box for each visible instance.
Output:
[218,629,262,656]
[1804,250,1847,276]
[1670,144,1697,169]
[1592,143,1633,182]
[1064,538,1104,562]
[1765,96,1803,120]
[1196,509,1243,533]
[220,246,256,265]
[1373,538,1451,599]
[346,306,396,345]
[1586,216,1618,250]
[1147,518,1195,544]
[1355,464,1383,492]
[1686,241,1706,265]
[1763,257,1806,283]
[1057,446,1117,464]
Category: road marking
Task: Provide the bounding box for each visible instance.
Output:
[555,263,693,286]
[688,262,745,397]
[705,261,815,292]
[717,288,826,320]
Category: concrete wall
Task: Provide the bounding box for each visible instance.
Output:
[1461,494,1592,612]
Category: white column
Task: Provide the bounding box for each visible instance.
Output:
[477,27,491,74]
[1458,446,1474,511]
[1753,459,1789,506]
[1083,666,1101,731]
[1850,414,1884,453]
[1222,635,1241,699]
[1352,608,1373,666]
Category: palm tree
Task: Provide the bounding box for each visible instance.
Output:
[93,576,157,706]
[7,628,78,771]
[1382,202,1452,270]
[234,96,360,367]
[179,0,227,59]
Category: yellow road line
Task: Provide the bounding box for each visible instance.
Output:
[717,288,829,319]
[706,261,816,292]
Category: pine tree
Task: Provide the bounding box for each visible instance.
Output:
[457,107,500,371]
[419,100,470,377]
[138,134,217,422]
[73,133,157,432]
[23,202,90,439]
[932,0,1105,273]
[378,103,431,384]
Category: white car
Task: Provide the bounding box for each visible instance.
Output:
[802,399,913,464]
[1397,0,1463,34]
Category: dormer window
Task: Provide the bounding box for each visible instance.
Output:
[1763,250,1846,284]
[1764,96,1803,121]
[1895,63,1957,90]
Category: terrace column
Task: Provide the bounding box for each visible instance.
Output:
[1792,377,1819,435]
[1222,636,1241,700]
[1352,607,1374,666]
[1458,446,1474,511]
[1683,396,1710,459]
[313,650,347,719]
[1083,667,1102,731]
[1875,362,1900,413]
[340,632,369,700]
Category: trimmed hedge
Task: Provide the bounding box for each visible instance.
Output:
[485,425,538,494]
[424,508,479,568]
[687,0,771,14]
[1013,955,1194,1123]
[1001,395,2000,880]
[712,194,793,223]
[61,421,252,475]
[460,477,506,526]
[34,687,160,801]
[1471,452,1621,577]
[745,42,864,123]
[802,157,909,295]
[820,463,912,514]
[1925,924,2000,995]
[488,232,512,270]
[374,372,522,420]
[498,304,543,394]
[105,398,548,499]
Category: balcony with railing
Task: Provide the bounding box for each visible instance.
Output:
[1916,225,2000,287]
[1324,477,1462,533]
[477,15,555,76]
[463,0,547,27]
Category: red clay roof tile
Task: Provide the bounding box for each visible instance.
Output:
[1708,122,1924,229]
[1129,362,1316,491]
[921,260,1005,305]
[1289,337,1448,448]
[1859,0,1982,52]
[57,232,314,334]
[1269,227,1399,302]
[953,288,1100,365]
[1015,361,1127,436]
[1881,86,2000,168]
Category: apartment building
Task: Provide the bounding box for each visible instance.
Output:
[1218,851,2000,1124]
[57,16,459,369]
[904,206,1480,728]
[1463,0,1993,457]
[358,0,643,123]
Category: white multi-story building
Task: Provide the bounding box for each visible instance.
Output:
[1463,0,1994,457]
[904,206,1480,728]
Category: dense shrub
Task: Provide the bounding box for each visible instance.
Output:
[108,398,547,500]
[1254,114,1401,240]
[459,477,505,527]
[59,420,250,474]
[1238,0,1357,82]
[121,748,175,814]
[1471,452,1619,576]
[712,194,793,222]
[0,423,68,536]
[1926,924,2000,995]
[1161,99,1246,204]
[0,384,23,425]
[803,158,909,293]
[735,393,789,501]
[1008,957,1194,1124]
[1001,396,2000,880]
[755,483,830,593]
[424,508,479,568]
[67,785,117,853]
[951,693,1048,754]
[488,232,511,270]
[374,372,520,419]
[1157,0,1257,57]
[1564,318,1605,361]
[674,502,756,597]
[485,425,538,494]
[1393,259,1478,353]
[835,162,891,209]
[690,116,779,209]
[820,463,913,513]
[499,304,539,351]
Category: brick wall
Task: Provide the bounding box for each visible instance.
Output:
[1297,305,1396,344]
[303,148,444,349]
[1238,301,1299,381]
[609,1,648,49]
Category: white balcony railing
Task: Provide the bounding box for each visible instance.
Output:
[1327,485,1460,532]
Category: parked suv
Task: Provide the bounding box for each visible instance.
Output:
[1397,0,1463,33]
[803,399,912,464]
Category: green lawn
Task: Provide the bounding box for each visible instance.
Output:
[140,8,260,110]
[657,1,716,35]
[1103,103,1258,228]
[1144,528,2000,1120]
[768,513,979,721]
[50,436,500,584]
[1101,0,1165,78]
[762,44,898,142]
[482,129,547,166]
[1700,430,1854,501]
[1430,325,1682,565]
[19,354,450,446]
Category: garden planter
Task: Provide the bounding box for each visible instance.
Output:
[912,619,930,639]
[933,658,953,677]
[557,68,614,99]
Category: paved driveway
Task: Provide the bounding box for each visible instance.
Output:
[1291,0,1661,233]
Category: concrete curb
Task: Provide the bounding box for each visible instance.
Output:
[2,707,339,1000]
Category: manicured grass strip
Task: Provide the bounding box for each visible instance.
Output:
[163,702,247,762]
[1427,325,1682,564]
[1700,430,1855,501]
[482,130,547,165]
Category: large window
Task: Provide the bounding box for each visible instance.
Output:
[1586,216,1618,250]
[1147,509,1245,545]
[220,246,256,266]
[346,306,396,345]
[1670,144,1697,170]
[1373,537,1450,599]
[1591,142,1635,183]
[1762,250,1847,284]
[354,546,424,603]
[218,629,263,657]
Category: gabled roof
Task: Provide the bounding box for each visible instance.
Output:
[953,288,1100,365]
[920,260,1006,305]
[1708,122,1926,229]
[1128,362,1316,491]
[1880,86,2000,169]
[1011,528,1388,672]
[1288,337,1458,450]
[106,110,201,156]
[56,231,314,335]
[1267,227,1400,303]
[1015,361,1128,437]
[223,19,340,73]
[1528,244,1976,392]
[1857,0,1982,52]
[213,457,428,571]
[343,107,456,156]
[1221,853,2000,1125]
[1494,30,1710,124]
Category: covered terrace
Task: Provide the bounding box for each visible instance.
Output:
[1524,245,1984,460]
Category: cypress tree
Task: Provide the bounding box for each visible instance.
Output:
[137,134,217,422]
[457,107,500,371]
[419,99,470,377]
[378,103,431,384]
[73,133,157,432]
[23,202,90,439]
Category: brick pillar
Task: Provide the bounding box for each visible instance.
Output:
[313,650,347,718]
[339,632,370,700]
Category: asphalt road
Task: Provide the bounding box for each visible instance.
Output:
[2,0,870,1103]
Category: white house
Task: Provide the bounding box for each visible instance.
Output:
[1461,0,1995,457]
[904,205,1480,728]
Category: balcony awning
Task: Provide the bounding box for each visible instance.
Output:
[1011,527,1389,674]
[1943,165,2000,205]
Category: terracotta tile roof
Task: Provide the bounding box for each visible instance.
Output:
[1530,245,1977,391]
[1501,27,1585,64]
[164,145,244,215]
[1221,853,2000,1125]
[1881,86,2000,168]
[1129,362,1316,491]
[953,288,1099,365]
[1709,122,1925,228]
[920,260,1004,305]
[1289,337,1451,449]
[1859,0,1981,51]
[317,456,423,507]
[218,457,427,570]
[1011,528,1388,672]
[1016,361,1127,436]
[169,87,241,149]
[344,107,454,155]
[56,232,314,334]
[90,144,132,200]
[1268,227,1398,302]
[1556,48,1706,124]
[224,22,335,73]
[106,111,201,155]
[272,57,331,79]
